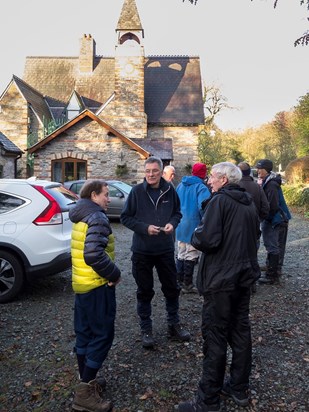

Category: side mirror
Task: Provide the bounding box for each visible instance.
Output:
[115,192,124,199]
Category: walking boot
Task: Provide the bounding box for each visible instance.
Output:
[79,376,107,395]
[258,253,280,284]
[182,260,198,294]
[141,330,155,349]
[168,323,191,342]
[221,380,249,407]
[72,380,113,412]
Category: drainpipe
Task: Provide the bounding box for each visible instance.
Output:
[14,153,22,178]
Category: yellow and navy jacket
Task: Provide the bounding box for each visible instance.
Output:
[69,198,121,294]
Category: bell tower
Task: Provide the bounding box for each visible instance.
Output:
[113,0,147,139]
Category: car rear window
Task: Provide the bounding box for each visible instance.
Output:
[111,181,132,193]
[0,192,26,214]
[44,185,78,209]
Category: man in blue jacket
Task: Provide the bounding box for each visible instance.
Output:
[121,156,190,349]
[176,162,211,293]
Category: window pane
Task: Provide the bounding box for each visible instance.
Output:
[65,163,74,181]
[0,193,26,213]
[77,162,86,180]
[53,162,62,182]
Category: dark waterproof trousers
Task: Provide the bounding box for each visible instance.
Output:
[131,252,181,332]
[74,284,116,371]
[278,221,289,268]
[199,287,252,405]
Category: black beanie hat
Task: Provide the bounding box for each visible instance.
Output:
[256,159,273,173]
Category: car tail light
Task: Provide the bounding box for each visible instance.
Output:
[32,185,63,225]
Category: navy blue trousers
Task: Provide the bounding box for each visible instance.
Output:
[131,252,181,332]
[74,284,116,370]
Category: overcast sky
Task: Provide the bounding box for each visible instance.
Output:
[0,0,308,131]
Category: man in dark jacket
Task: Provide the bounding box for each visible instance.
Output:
[256,159,291,283]
[120,156,190,349]
[238,162,269,221]
[178,162,260,412]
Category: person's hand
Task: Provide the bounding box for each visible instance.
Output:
[108,277,121,287]
[160,223,174,234]
[148,225,161,235]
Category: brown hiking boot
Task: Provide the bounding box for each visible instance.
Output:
[73,380,113,412]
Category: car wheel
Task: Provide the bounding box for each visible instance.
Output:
[0,251,25,303]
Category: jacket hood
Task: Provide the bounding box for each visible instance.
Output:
[217,184,252,205]
[263,171,282,187]
[69,198,105,223]
[180,175,204,186]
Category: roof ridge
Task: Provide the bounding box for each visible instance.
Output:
[12,75,45,98]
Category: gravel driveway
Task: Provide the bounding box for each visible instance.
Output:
[0,212,308,412]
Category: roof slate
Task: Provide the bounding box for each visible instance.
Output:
[13,75,52,124]
[0,132,23,153]
[131,138,173,160]
[145,56,204,124]
[23,55,203,125]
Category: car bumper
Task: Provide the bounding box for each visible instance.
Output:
[26,252,72,280]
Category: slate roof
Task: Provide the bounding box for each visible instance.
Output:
[145,56,204,124]
[23,57,115,104]
[0,132,23,154]
[23,55,203,125]
[13,75,52,124]
[131,138,173,160]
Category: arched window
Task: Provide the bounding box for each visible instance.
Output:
[52,158,87,183]
[119,33,140,45]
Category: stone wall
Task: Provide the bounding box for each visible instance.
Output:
[147,124,199,185]
[0,155,15,178]
[0,82,29,177]
[32,118,147,184]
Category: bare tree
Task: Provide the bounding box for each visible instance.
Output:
[183,0,309,46]
[203,84,232,126]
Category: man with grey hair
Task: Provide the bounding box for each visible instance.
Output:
[162,165,176,183]
[179,162,260,412]
[121,156,190,349]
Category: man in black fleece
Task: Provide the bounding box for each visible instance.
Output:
[179,162,260,412]
[120,156,190,349]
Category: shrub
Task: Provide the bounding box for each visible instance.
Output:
[282,184,309,212]
[115,164,128,177]
[285,156,309,184]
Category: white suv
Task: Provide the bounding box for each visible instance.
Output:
[0,178,78,303]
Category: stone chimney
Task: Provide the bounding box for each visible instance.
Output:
[79,34,96,73]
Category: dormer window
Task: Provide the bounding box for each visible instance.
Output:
[65,91,84,121]
[67,108,80,120]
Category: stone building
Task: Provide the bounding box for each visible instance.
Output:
[0,132,23,178]
[0,0,204,184]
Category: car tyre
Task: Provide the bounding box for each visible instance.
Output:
[0,251,25,303]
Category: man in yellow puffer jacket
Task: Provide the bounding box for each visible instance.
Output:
[69,179,121,412]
